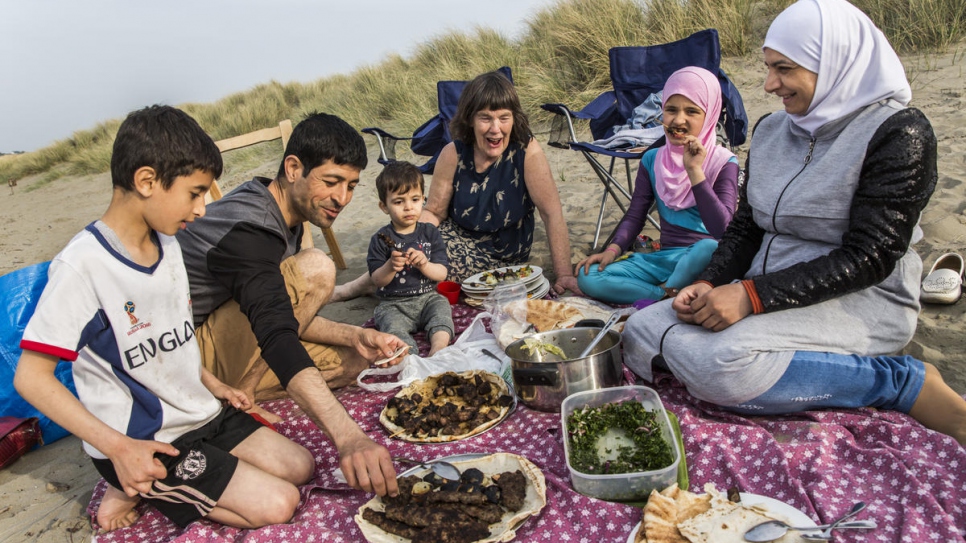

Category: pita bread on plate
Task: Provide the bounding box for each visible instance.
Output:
[635,484,713,543]
[676,485,800,543]
[525,299,581,332]
[634,483,801,543]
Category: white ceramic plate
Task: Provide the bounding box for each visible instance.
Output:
[462,287,493,300]
[740,493,816,528]
[460,278,543,295]
[526,277,551,300]
[625,492,817,543]
[462,265,543,291]
[463,275,549,300]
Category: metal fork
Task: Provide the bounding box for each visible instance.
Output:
[799,520,878,540]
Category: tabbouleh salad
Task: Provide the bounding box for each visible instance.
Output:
[566,400,673,475]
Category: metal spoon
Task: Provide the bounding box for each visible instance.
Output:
[744,502,872,542]
[577,312,621,358]
[392,456,461,481]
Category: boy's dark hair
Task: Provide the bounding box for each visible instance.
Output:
[276,112,368,179]
[450,71,532,147]
[111,105,223,190]
[375,161,424,202]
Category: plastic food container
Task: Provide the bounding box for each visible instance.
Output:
[560,385,680,502]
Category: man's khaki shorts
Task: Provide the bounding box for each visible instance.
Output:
[195,256,349,395]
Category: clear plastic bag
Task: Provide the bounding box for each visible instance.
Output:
[483,282,532,349]
[356,311,514,395]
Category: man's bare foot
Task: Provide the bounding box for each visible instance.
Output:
[330,272,376,303]
[97,485,140,531]
[247,404,283,425]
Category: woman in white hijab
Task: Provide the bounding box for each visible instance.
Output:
[621,0,966,446]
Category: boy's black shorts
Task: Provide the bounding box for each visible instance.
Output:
[92,406,264,528]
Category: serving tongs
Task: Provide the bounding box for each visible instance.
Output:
[577,312,621,358]
[393,456,461,481]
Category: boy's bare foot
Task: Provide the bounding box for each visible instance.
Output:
[428,330,452,356]
[246,404,283,425]
[97,485,140,531]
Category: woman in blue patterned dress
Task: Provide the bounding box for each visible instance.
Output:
[420,71,581,295]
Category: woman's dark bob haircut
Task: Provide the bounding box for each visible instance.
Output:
[450,71,532,148]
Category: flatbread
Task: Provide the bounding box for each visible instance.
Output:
[495,297,622,347]
[634,483,805,543]
[633,521,647,543]
[525,299,580,332]
[665,484,712,523]
[379,370,513,443]
[548,297,617,329]
[638,484,712,543]
[642,490,685,543]
[354,452,547,543]
[676,502,775,543]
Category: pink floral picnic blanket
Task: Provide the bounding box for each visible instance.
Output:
[89,306,966,543]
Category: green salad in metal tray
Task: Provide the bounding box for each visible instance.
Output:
[566,400,673,475]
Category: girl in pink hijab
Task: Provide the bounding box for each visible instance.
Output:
[576,66,738,304]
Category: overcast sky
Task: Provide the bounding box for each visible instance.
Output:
[0,0,550,153]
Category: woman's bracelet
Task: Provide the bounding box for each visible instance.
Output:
[604,246,620,256]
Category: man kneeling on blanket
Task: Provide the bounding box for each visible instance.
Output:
[15,106,315,531]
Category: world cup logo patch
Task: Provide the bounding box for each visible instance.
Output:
[124,301,138,325]
[175,449,207,480]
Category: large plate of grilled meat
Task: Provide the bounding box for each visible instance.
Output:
[354,452,547,543]
[379,370,515,442]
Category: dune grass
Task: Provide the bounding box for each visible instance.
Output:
[853,0,966,53]
[2,0,963,187]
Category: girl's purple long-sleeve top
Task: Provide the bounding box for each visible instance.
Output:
[609,161,739,250]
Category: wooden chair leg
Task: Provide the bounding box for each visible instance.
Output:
[321,227,347,270]
[300,223,316,250]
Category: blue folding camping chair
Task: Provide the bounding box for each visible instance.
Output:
[541,29,747,250]
[362,66,513,175]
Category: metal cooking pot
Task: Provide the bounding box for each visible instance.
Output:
[504,326,622,412]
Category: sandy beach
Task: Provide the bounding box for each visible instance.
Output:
[1,47,964,542]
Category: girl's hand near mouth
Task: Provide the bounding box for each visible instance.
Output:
[681,135,708,184]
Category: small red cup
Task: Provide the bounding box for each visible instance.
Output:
[437,281,461,304]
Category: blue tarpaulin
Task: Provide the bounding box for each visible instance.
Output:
[0,262,75,444]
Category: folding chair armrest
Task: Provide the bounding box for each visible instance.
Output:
[540,102,576,116]
[540,90,617,120]
[361,127,408,140]
[574,90,617,120]
[361,127,411,165]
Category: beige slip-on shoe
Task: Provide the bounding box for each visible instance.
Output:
[920,252,964,304]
